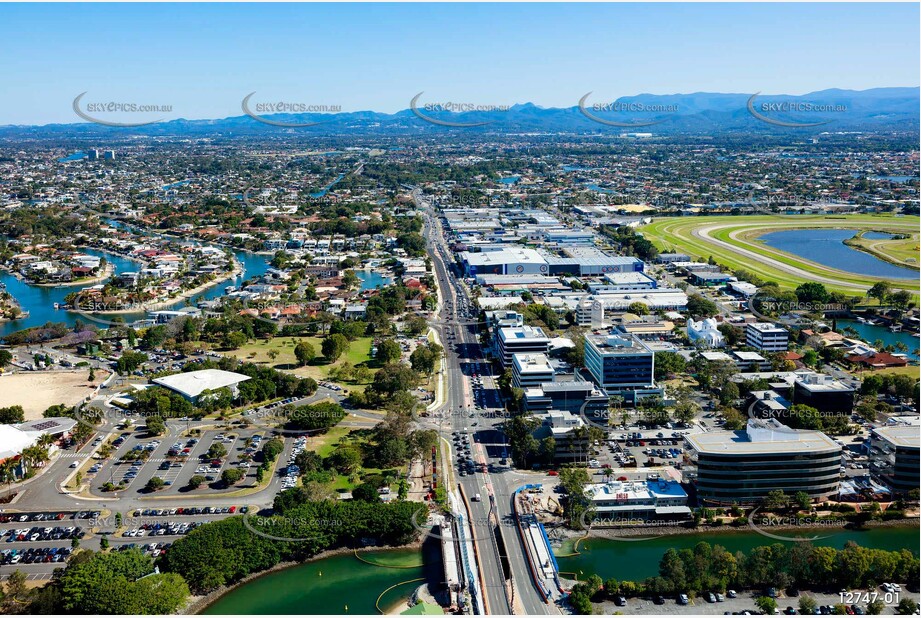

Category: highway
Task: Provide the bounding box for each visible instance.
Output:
[418,189,557,616]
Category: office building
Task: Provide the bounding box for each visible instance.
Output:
[745,322,789,352]
[512,353,555,389]
[793,373,855,414]
[522,380,609,418]
[497,325,551,367]
[583,332,657,403]
[685,419,841,505]
[870,425,920,494]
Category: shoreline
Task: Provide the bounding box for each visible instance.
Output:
[66,262,242,316]
[844,233,920,272]
[184,540,424,615]
[558,516,920,545]
[31,261,117,287]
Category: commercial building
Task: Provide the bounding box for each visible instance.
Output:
[793,373,855,414]
[583,332,658,403]
[512,353,555,389]
[542,248,644,277]
[870,425,920,494]
[496,325,551,367]
[745,322,789,352]
[685,419,841,505]
[522,380,609,418]
[531,410,589,462]
[460,247,548,276]
[585,480,691,522]
[152,369,251,403]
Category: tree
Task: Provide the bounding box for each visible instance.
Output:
[322,334,349,362]
[763,489,788,510]
[627,301,649,316]
[222,331,248,350]
[267,349,279,363]
[145,415,166,436]
[187,475,205,489]
[897,599,920,615]
[867,282,891,306]
[867,599,885,615]
[654,351,686,380]
[376,339,402,364]
[889,290,913,314]
[208,443,227,460]
[294,341,316,366]
[686,294,719,318]
[145,477,165,491]
[342,269,361,290]
[799,595,818,615]
[0,405,25,424]
[221,468,244,486]
[0,350,12,368]
[5,570,27,600]
[756,597,777,615]
[794,491,812,511]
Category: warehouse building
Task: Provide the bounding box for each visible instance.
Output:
[685,419,841,505]
[460,247,548,276]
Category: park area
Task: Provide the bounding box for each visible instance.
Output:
[0,369,110,419]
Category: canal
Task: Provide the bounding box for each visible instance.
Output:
[837,319,920,360]
[0,224,272,339]
[555,525,920,583]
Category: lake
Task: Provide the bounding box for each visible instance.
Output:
[556,525,920,583]
[759,228,916,280]
[201,548,429,615]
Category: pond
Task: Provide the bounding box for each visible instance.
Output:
[759,229,916,280]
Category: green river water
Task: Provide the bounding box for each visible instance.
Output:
[201,548,429,615]
[556,525,920,582]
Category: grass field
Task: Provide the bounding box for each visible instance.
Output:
[846,232,920,269]
[640,214,920,296]
[857,366,921,379]
[226,335,375,388]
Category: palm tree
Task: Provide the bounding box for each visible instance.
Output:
[0,459,18,490]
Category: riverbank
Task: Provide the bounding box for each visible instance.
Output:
[185,539,425,615]
[66,261,242,316]
[560,516,920,547]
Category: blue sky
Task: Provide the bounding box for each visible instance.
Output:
[0,2,918,125]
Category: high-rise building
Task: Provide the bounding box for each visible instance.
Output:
[512,353,554,389]
[870,425,920,494]
[497,325,550,367]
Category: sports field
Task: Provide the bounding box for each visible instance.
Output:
[639,214,920,296]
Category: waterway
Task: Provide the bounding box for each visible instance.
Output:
[0,223,272,339]
[837,319,920,360]
[357,270,393,291]
[201,549,428,615]
[556,525,920,583]
[759,228,916,280]
[310,173,346,198]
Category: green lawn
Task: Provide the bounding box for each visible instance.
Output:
[225,335,376,389]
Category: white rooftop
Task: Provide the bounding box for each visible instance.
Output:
[153,369,251,399]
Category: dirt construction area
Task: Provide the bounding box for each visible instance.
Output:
[0,370,108,419]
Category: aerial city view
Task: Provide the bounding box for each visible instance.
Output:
[0,2,918,616]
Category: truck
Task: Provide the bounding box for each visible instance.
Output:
[472,493,481,502]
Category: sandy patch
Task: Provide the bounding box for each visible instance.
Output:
[0,370,110,419]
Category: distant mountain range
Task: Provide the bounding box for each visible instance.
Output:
[2,87,918,137]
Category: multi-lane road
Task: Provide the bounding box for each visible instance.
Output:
[418,190,557,615]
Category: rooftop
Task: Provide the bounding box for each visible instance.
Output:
[153,369,251,399]
[873,425,920,450]
[686,419,839,455]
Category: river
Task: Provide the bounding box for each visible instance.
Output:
[201,548,430,615]
[555,525,920,583]
[759,228,916,280]
[0,223,272,339]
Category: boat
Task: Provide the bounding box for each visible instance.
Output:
[53,302,60,310]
